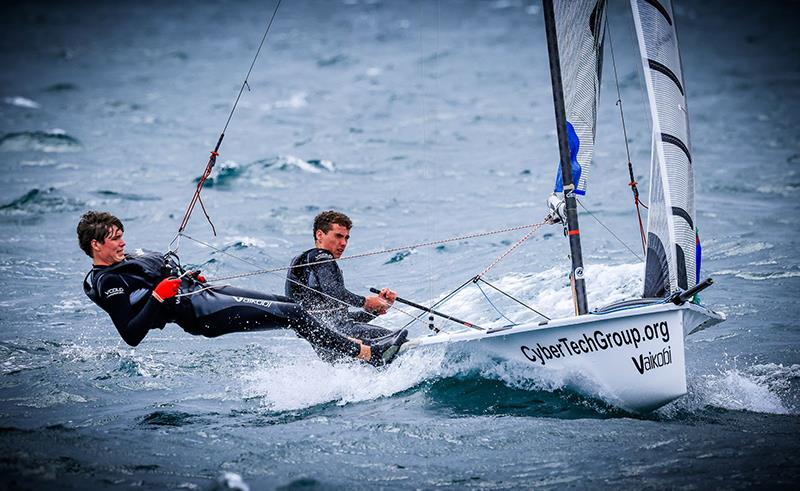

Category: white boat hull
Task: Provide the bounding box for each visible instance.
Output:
[400,301,724,413]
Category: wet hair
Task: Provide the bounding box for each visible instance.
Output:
[77,211,124,257]
[313,210,352,240]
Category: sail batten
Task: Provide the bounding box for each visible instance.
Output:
[632,0,697,297]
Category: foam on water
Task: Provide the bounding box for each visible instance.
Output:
[713,270,800,281]
[3,96,40,109]
[397,262,644,328]
[239,262,795,416]
[660,363,799,416]
[241,348,448,412]
[241,263,649,412]
[260,92,308,111]
[707,240,774,259]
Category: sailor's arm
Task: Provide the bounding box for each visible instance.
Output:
[97,276,171,347]
[363,288,396,315]
[312,250,395,315]
[312,252,366,308]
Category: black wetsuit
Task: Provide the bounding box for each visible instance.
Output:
[285,248,391,341]
[83,250,360,358]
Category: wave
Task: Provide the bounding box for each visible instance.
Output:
[139,410,200,427]
[401,263,643,328]
[198,156,335,189]
[384,250,413,264]
[93,190,161,202]
[3,96,40,109]
[44,82,78,92]
[0,129,82,153]
[713,269,800,281]
[260,92,308,111]
[706,240,773,259]
[199,160,242,188]
[659,363,799,417]
[255,155,335,173]
[239,343,629,418]
[0,187,84,218]
[239,263,793,417]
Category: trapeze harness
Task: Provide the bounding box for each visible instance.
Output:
[83,250,360,357]
[286,248,391,341]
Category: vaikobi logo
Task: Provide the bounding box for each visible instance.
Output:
[233,296,273,308]
[104,287,124,298]
[631,346,673,374]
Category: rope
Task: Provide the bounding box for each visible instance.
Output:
[475,277,550,320]
[400,276,474,330]
[475,281,518,326]
[170,0,284,251]
[179,219,546,331]
[606,12,647,256]
[400,220,548,329]
[174,233,423,323]
[577,199,644,262]
[476,221,546,279]
[184,221,545,283]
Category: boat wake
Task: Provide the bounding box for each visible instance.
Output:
[239,263,795,417]
[660,363,799,417]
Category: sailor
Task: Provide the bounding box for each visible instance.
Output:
[77,211,406,366]
[286,210,397,347]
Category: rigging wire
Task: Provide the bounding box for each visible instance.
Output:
[180,219,550,331]
[177,232,422,322]
[606,10,648,256]
[181,220,545,283]
[476,221,546,279]
[400,276,475,330]
[475,280,518,326]
[170,0,284,252]
[576,198,644,262]
[474,277,550,320]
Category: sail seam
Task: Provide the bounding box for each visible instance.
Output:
[647,59,684,95]
[661,132,692,163]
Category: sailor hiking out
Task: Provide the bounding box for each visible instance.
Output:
[78,211,407,366]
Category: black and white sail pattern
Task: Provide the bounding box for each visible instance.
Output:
[631,0,697,297]
[552,0,606,196]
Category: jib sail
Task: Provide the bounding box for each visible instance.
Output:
[631,0,698,297]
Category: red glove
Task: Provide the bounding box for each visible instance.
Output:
[191,270,206,283]
[152,278,181,302]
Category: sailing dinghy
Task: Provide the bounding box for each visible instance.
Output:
[397,0,725,413]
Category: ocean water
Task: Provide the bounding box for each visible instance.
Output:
[1,0,799,489]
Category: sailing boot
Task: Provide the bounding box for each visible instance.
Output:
[368,329,408,367]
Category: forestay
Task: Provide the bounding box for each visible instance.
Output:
[552,0,607,196]
[631,0,697,297]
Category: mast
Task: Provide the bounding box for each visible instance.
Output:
[542,0,589,315]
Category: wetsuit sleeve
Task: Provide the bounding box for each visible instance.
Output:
[309,251,366,308]
[348,311,375,323]
[96,275,167,347]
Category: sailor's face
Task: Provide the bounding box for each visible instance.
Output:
[92,226,126,265]
[316,224,350,259]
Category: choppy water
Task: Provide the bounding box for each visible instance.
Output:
[1,0,799,489]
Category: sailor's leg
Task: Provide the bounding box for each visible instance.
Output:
[177,286,360,358]
[336,322,392,341]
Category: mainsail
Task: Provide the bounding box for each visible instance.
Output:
[631,0,697,297]
[552,0,607,196]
